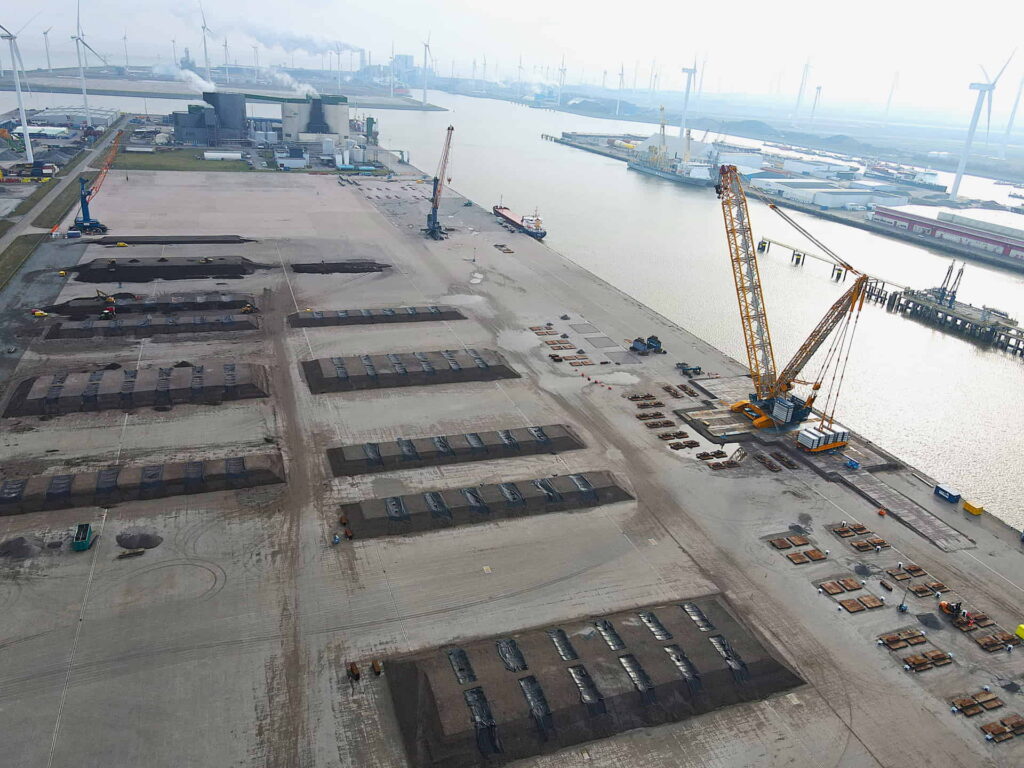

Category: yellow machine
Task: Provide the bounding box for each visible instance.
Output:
[716,165,868,443]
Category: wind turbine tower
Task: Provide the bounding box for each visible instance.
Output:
[883,72,899,127]
[223,38,230,84]
[1001,74,1024,160]
[615,64,624,116]
[0,23,34,162]
[557,55,566,107]
[809,85,822,127]
[793,59,810,119]
[122,30,128,69]
[43,27,52,72]
[422,35,431,106]
[951,55,1013,199]
[679,62,697,137]
[172,38,177,68]
[199,3,213,83]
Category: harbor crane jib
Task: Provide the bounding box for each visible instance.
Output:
[424,125,454,240]
[716,165,867,449]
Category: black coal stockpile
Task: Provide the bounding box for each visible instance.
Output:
[291,261,391,273]
[71,256,267,283]
[93,235,254,245]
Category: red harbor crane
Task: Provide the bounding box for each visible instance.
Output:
[424,125,454,240]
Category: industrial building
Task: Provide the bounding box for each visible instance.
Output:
[279,94,349,142]
[171,93,248,146]
[781,158,860,180]
[749,178,908,209]
[171,92,349,147]
[30,106,120,128]
[871,207,1024,265]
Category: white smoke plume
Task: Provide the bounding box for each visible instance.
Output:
[265,67,319,98]
[153,63,217,93]
[241,26,361,56]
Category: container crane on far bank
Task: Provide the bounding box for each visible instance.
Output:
[716,164,868,452]
[424,125,454,240]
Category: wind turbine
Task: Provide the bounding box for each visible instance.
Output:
[1001,74,1024,161]
[72,1,110,127]
[809,85,822,128]
[557,54,566,107]
[950,54,1014,200]
[122,29,128,69]
[421,34,432,106]
[223,38,229,84]
[335,44,342,92]
[695,55,707,107]
[680,61,697,137]
[793,59,810,120]
[615,63,624,116]
[0,21,34,162]
[172,38,177,67]
[389,42,394,98]
[42,27,52,72]
[198,2,213,83]
[517,54,524,101]
[251,44,259,80]
[883,72,899,127]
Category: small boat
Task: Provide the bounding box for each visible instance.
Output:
[493,205,547,239]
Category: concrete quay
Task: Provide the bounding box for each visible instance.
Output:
[0,169,1021,767]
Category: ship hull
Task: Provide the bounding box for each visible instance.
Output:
[627,162,714,188]
[493,206,547,239]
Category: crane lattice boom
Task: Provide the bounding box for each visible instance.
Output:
[717,165,777,401]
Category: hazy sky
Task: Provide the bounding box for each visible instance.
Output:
[4,0,1024,119]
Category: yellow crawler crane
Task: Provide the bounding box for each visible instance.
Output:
[716,165,868,446]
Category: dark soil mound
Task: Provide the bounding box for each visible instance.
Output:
[116,528,163,549]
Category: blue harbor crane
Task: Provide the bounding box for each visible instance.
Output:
[71,176,108,234]
[424,125,454,240]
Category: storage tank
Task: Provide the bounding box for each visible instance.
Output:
[323,102,349,137]
[281,102,311,141]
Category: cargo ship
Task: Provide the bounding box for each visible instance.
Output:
[626,159,715,188]
[493,205,547,239]
[864,165,947,193]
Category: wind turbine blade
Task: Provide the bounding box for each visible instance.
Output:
[16,11,42,34]
[980,64,990,82]
[80,38,108,65]
[993,51,1015,84]
[77,0,81,35]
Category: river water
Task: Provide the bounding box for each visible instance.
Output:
[3,89,1023,527]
